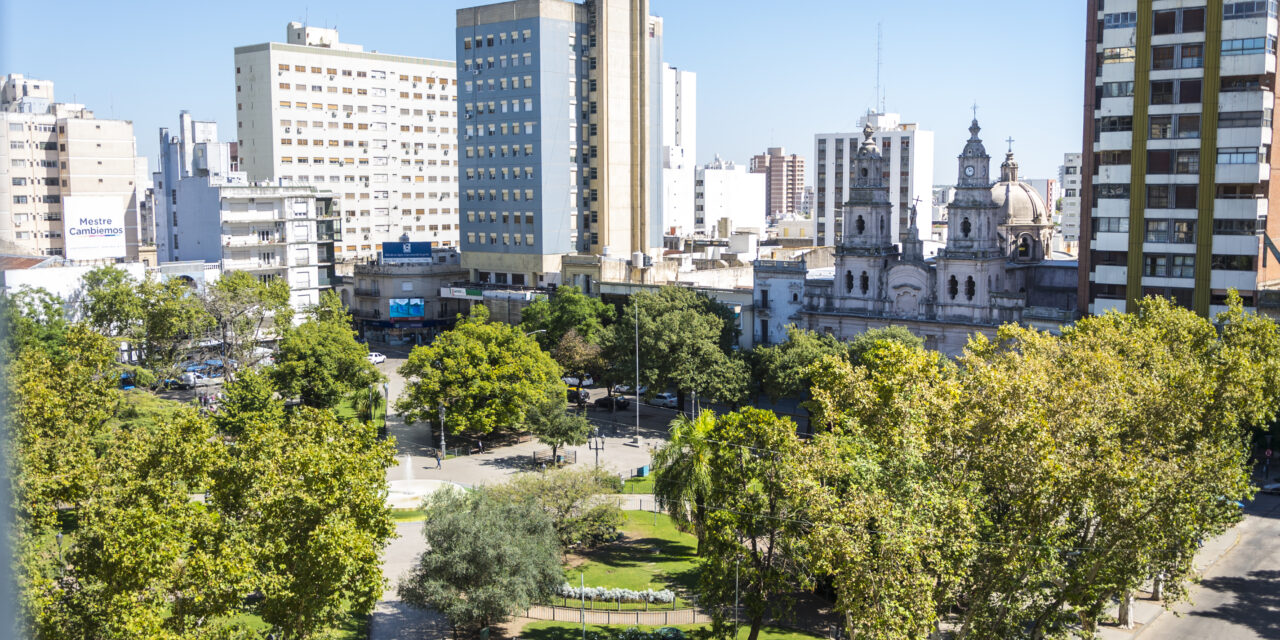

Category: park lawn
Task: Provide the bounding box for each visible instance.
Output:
[520,621,824,640]
[562,511,699,610]
[392,508,427,523]
[622,475,655,494]
[335,396,386,429]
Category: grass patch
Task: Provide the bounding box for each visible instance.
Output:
[207,609,368,639]
[336,395,387,429]
[621,475,655,494]
[560,511,698,610]
[392,508,427,523]
[521,621,824,640]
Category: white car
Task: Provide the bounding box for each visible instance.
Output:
[650,392,679,409]
[611,384,649,395]
[562,374,594,387]
[367,352,387,365]
[1260,482,1280,495]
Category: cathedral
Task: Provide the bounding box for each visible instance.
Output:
[780,118,1077,354]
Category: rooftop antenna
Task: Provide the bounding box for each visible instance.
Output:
[874,22,883,114]
[876,23,886,113]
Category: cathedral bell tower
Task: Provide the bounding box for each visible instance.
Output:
[834,123,897,313]
[943,119,1001,257]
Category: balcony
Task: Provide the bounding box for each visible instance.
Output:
[354,287,381,297]
[220,258,284,272]
[350,307,383,320]
[224,235,283,248]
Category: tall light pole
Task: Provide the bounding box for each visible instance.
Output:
[438,403,446,459]
[634,295,640,444]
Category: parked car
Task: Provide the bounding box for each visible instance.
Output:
[649,392,679,409]
[562,374,595,387]
[1259,482,1280,495]
[178,371,219,390]
[593,395,631,411]
[611,383,649,395]
[367,352,387,365]
[567,389,584,404]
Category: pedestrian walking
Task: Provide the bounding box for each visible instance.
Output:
[478,440,484,454]
[435,453,442,469]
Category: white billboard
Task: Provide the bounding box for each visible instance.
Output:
[63,195,127,260]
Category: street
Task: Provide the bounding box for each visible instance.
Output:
[1137,490,1280,640]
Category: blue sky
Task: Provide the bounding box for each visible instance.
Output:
[2,0,1084,183]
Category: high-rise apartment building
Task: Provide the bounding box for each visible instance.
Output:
[1058,152,1082,255]
[456,0,664,287]
[157,113,340,311]
[661,63,696,237]
[814,111,934,246]
[695,156,765,237]
[749,147,804,222]
[234,23,459,262]
[1,74,147,261]
[1081,1,1279,316]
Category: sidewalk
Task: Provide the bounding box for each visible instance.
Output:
[1096,522,1244,640]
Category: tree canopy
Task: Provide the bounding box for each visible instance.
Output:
[398,488,562,637]
[271,291,383,409]
[605,287,749,407]
[396,305,565,437]
[524,392,592,463]
[519,285,614,350]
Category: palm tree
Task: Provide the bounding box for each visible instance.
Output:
[652,411,716,555]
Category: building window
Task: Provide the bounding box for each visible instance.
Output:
[1222,36,1277,56]
[1225,1,1279,19]
[1103,47,1135,63]
[1103,12,1137,29]
[1219,109,1273,128]
[1217,146,1267,164]
[1101,82,1134,98]
[1211,255,1256,271]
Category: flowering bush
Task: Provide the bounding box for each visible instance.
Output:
[556,583,676,604]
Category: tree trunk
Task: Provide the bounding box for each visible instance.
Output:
[1151,573,1164,600]
[694,502,706,556]
[747,614,764,640]
[1118,591,1134,629]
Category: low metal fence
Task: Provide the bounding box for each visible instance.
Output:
[525,605,709,626]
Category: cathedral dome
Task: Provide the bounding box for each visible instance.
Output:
[990,149,1049,226]
[990,180,1049,226]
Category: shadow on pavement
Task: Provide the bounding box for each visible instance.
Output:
[1192,569,1280,638]
[371,600,450,640]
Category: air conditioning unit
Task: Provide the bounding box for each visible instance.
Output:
[329,75,335,80]
[284,127,291,133]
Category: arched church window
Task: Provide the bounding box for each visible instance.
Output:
[965,276,976,301]
[859,271,869,295]
[792,293,798,302]
[961,218,972,238]
[1018,236,1032,257]
[856,215,865,234]
[845,270,854,293]
[860,168,868,178]
[948,275,958,300]
[879,216,885,234]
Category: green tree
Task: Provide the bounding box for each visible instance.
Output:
[520,285,614,350]
[845,325,924,366]
[805,344,974,640]
[524,393,592,464]
[750,326,848,402]
[202,270,292,375]
[398,488,562,637]
[211,403,396,639]
[698,408,812,640]
[271,291,383,409]
[485,467,624,549]
[397,306,564,437]
[551,328,605,392]
[605,287,749,409]
[79,265,143,338]
[0,287,70,360]
[651,411,716,555]
[954,293,1280,638]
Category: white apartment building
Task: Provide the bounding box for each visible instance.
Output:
[661,63,696,237]
[814,111,934,246]
[695,156,765,238]
[156,112,339,312]
[1,74,147,261]
[1057,152,1081,255]
[234,23,459,262]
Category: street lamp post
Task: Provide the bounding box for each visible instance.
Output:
[633,296,640,444]
[438,403,447,460]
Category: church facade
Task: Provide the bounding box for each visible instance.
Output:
[756,118,1076,355]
